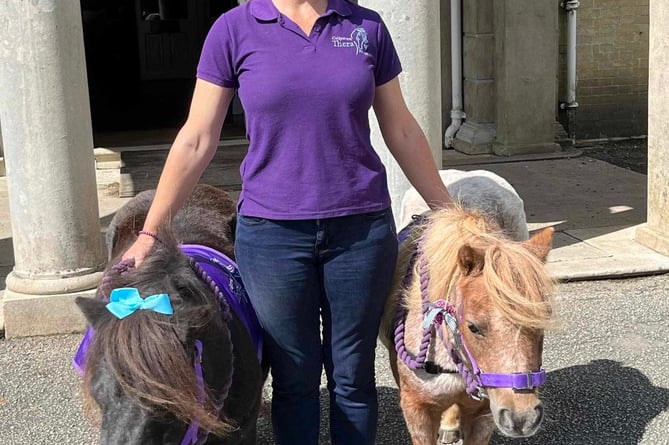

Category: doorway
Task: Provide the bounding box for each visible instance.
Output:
[80,0,244,148]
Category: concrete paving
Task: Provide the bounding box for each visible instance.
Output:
[0,275,667,444]
[444,154,669,280]
[0,150,668,444]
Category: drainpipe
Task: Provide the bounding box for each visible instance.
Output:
[560,0,579,143]
[444,0,465,148]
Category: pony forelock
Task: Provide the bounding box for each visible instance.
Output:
[414,206,555,330]
[83,230,234,436]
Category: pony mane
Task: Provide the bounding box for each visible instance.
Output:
[415,206,555,330]
[84,229,233,435]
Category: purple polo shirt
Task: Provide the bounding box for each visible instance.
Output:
[197,0,402,219]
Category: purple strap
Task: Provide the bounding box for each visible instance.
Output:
[180,244,263,362]
[479,370,547,390]
[181,340,205,445]
[397,214,427,245]
[72,327,92,376]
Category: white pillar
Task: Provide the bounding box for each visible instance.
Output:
[0,1,105,336]
[0,120,5,176]
[636,0,669,256]
[361,0,442,223]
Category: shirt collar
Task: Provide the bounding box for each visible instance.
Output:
[250,0,353,21]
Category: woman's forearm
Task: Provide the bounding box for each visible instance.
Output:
[142,129,219,232]
[382,116,453,209]
[373,78,453,210]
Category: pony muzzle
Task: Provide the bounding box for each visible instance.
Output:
[493,401,544,438]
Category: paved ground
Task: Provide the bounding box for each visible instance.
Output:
[1,140,668,443]
[578,139,648,175]
[0,274,667,445]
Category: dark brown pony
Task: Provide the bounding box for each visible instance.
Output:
[76,184,264,445]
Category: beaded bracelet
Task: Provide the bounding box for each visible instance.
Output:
[138,229,163,244]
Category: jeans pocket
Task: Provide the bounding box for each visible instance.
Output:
[361,207,391,221]
[238,214,268,226]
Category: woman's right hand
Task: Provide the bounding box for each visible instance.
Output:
[121,234,157,269]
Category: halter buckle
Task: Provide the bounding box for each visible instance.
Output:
[513,371,534,390]
[470,386,488,401]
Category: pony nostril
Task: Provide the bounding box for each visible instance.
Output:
[498,408,514,431]
[530,403,544,429]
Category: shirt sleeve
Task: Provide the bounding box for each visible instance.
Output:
[374,18,402,86]
[196,14,239,89]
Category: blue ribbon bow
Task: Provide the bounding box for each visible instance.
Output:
[105,287,174,319]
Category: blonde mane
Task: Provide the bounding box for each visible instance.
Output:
[408,206,555,330]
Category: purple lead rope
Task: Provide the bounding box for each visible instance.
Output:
[393,241,434,370]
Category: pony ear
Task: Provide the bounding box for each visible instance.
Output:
[457,244,485,276]
[75,296,111,329]
[524,227,555,262]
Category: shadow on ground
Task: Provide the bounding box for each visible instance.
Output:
[256,386,411,444]
[580,140,648,175]
[255,359,668,444]
[0,237,14,290]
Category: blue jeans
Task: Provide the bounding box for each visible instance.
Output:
[235,209,398,445]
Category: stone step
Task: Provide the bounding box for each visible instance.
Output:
[113,140,247,198]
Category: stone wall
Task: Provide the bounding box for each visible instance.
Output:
[558,0,649,140]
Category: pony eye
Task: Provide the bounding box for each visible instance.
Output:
[468,322,483,337]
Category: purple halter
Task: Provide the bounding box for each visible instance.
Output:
[72,244,260,445]
[394,219,546,401]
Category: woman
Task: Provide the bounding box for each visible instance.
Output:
[123,0,453,444]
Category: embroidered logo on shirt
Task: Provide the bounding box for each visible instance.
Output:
[332,27,369,55]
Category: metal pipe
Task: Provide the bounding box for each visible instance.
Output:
[444,0,465,148]
[560,0,579,142]
[562,0,579,108]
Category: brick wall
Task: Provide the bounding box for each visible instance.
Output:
[558,0,649,140]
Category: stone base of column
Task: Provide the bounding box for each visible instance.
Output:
[636,224,669,257]
[1,287,96,337]
[452,122,496,154]
[493,141,561,157]
[6,269,104,295]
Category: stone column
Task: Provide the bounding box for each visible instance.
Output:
[493,0,560,156]
[636,0,669,256]
[0,120,5,176]
[453,0,496,154]
[361,0,442,221]
[0,1,105,337]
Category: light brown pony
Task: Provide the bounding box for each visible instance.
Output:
[380,206,555,445]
